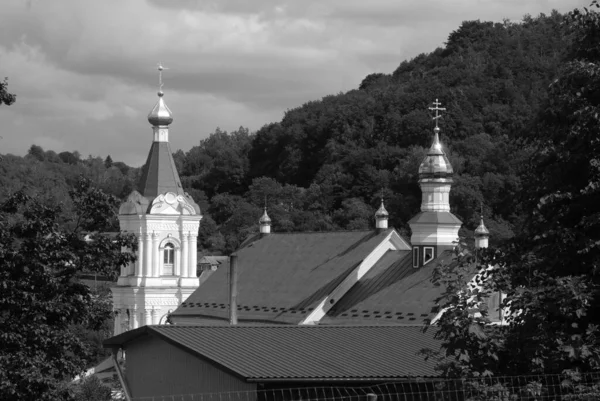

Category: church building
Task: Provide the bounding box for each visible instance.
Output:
[109,70,492,335]
[103,77,497,400]
[168,101,476,327]
[111,65,202,335]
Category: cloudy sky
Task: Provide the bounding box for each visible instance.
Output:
[0,0,588,166]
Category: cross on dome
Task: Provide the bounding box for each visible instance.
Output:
[148,62,173,127]
[428,98,446,129]
[157,62,169,94]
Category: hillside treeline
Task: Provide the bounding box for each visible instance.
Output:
[0,12,571,255]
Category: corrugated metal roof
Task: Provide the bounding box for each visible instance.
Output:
[322,251,453,325]
[172,230,394,323]
[105,325,441,380]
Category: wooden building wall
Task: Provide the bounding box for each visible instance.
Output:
[125,335,257,399]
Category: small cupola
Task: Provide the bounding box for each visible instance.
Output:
[259,207,271,234]
[474,215,490,249]
[375,199,388,229]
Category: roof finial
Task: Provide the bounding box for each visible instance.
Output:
[428,98,446,129]
[157,62,170,96]
[148,63,174,127]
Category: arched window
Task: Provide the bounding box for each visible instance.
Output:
[163,243,175,275]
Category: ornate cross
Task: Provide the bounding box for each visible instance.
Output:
[428,98,446,128]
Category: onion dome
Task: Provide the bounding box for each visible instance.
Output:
[148,91,173,127]
[259,207,271,225]
[475,216,490,237]
[418,127,453,179]
[375,199,389,218]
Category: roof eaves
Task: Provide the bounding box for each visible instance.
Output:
[246,375,437,383]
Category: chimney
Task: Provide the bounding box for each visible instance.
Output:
[229,254,238,325]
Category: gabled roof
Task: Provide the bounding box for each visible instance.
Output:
[137,141,184,199]
[321,251,454,325]
[172,229,396,324]
[104,325,441,380]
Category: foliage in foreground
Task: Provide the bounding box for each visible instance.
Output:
[422,4,600,395]
[0,178,136,400]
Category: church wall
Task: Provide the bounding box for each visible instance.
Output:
[126,335,257,399]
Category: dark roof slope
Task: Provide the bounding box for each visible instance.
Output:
[322,251,454,325]
[138,141,184,198]
[104,325,440,380]
[172,230,395,324]
[408,211,462,225]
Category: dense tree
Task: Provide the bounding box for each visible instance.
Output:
[103,155,113,169]
[59,151,81,165]
[0,178,136,400]
[424,2,600,380]
[27,144,46,162]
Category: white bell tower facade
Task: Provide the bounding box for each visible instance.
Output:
[111,65,202,335]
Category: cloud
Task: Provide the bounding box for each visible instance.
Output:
[0,0,590,165]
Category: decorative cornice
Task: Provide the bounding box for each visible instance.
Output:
[145,223,199,232]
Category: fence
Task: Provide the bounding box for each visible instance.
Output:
[131,372,600,401]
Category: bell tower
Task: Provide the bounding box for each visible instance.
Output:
[408,99,462,267]
[111,64,202,335]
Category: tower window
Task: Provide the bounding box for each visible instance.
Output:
[412,247,419,268]
[163,243,174,275]
[423,247,435,265]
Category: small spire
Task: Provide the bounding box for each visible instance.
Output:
[427,98,446,156]
[375,198,388,218]
[475,215,490,237]
[259,206,271,224]
[375,197,388,229]
[259,203,271,234]
[474,203,490,249]
[148,63,173,127]
[418,99,453,179]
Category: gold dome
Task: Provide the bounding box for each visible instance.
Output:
[148,91,173,127]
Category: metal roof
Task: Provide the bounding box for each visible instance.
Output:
[407,211,462,225]
[322,251,453,325]
[104,325,441,381]
[172,230,395,323]
[137,141,185,199]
